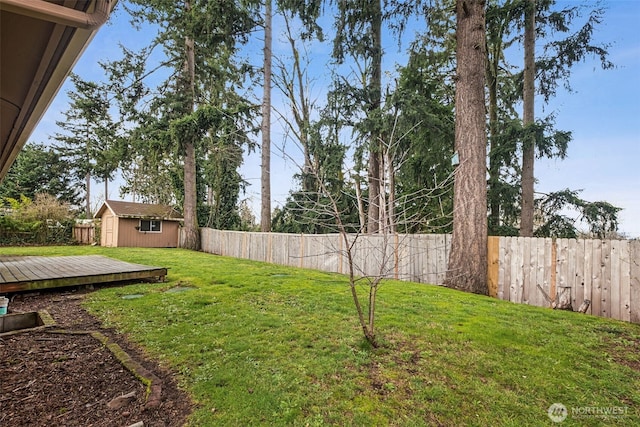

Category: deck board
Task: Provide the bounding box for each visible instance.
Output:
[0,255,167,293]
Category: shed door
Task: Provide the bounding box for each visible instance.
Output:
[104,216,115,247]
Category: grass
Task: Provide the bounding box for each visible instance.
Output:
[3,245,639,426]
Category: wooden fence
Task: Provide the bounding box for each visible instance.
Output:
[200,229,451,284]
[489,236,640,323]
[73,224,96,245]
[199,228,639,324]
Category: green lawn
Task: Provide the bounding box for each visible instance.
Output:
[3,246,639,426]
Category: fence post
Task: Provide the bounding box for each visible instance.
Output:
[630,240,640,323]
[487,236,500,298]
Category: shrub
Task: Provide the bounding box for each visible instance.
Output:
[0,194,75,245]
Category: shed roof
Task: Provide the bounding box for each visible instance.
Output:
[95,200,183,221]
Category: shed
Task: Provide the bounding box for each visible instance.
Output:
[95,200,183,248]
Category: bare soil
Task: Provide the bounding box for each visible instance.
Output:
[0,288,192,427]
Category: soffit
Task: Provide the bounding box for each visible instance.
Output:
[0,0,112,181]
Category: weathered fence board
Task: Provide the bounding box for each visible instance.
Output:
[610,240,622,320]
[630,241,640,323]
[538,239,549,307]
[556,238,570,309]
[620,241,631,322]
[583,239,594,315]
[199,228,638,324]
[591,240,602,317]
[73,224,95,245]
[521,238,532,305]
[602,239,612,318]
[511,237,522,303]
[573,239,586,314]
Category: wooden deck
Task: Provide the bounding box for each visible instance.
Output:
[0,255,167,293]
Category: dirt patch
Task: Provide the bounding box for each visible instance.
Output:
[0,288,192,426]
[601,332,640,373]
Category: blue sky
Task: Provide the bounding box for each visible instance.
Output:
[534,1,640,238]
[30,1,639,237]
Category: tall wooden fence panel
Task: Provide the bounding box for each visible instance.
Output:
[490,237,638,323]
[200,229,639,324]
[200,228,451,283]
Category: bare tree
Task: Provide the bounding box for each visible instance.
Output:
[276,113,452,347]
[272,11,314,191]
[279,140,453,348]
[272,9,453,346]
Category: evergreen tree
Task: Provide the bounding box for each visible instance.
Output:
[104,0,261,242]
[390,35,456,233]
[54,74,117,217]
[0,143,81,207]
[330,0,384,233]
[270,5,357,233]
[534,189,621,239]
[484,0,613,235]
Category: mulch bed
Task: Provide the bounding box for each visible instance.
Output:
[0,288,193,426]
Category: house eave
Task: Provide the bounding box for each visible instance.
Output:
[0,0,117,182]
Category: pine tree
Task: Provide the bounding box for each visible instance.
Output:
[54,74,116,217]
[445,0,489,295]
[105,0,261,244]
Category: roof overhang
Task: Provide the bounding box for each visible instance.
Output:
[0,0,116,181]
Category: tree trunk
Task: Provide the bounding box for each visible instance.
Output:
[85,130,91,218]
[260,0,273,232]
[181,0,200,250]
[366,0,383,234]
[520,0,535,237]
[445,0,488,295]
[183,140,199,249]
[85,171,91,218]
